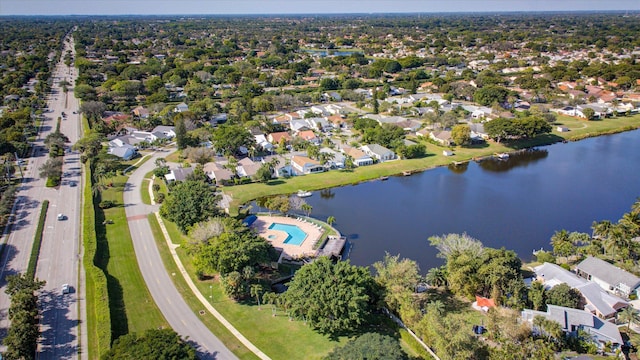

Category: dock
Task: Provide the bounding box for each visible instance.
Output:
[318,236,347,258]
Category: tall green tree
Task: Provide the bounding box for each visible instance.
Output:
[373,253,421,312]
[284,257,379,335]
[159,180,221,233]
[174,117,188,150]
[101,328,197,360]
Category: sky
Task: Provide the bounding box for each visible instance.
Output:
[2,0,640,16]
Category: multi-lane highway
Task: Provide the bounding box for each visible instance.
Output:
[35,35,83,359]
[0,33,83,359]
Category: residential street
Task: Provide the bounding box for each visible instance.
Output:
[123,152,238,360]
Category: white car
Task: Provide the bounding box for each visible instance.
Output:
[57,213,66,221]
[61,284,70,294]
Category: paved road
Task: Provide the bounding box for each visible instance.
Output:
[0,33,82,359]
[35,35,83,360]
[123,153,237,360]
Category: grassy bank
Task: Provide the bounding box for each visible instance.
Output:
[82,161,111,359]
[96,171,168,339]
[224,115,640,213]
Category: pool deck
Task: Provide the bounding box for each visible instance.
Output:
[252,215,324,260]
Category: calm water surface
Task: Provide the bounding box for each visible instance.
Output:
[304,130,640,272]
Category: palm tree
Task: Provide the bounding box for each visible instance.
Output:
[301,203,312,217]
[326,216,336,226]
[262,292,278,317]
[250,284,263,310]
[619,306,640,330]
[591,220,614,240]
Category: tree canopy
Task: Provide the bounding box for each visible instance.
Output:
[101,328,197,360]
[159,180,221,232]
[283,257,379,336]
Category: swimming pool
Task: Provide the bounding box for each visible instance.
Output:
[268,223,308,246]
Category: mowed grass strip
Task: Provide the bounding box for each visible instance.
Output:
[152,214,349,360]
[98,174,168,336]
[147,214,259,360]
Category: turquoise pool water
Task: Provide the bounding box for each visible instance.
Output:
[268,223,308,246]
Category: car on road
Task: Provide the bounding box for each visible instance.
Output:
[69,181,76,187]
[57,213,66,221]
[61,284,70,294]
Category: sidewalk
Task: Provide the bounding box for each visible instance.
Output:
[148,178,271,360]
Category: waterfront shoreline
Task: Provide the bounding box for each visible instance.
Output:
[223,121,640,214]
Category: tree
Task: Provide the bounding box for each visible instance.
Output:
[301,203,313,217]
[550,229,575,258]
[428,233,484,260]
[79,100,106,122]
[451,124,471,146]
[221,271,246,300]
[101,328,197,360]
[619,306,640,330]
[174,117,188,150]
[324,333,408,360]
[159,180,221,233]
[250,284,263,309]
[373,253,421,312]
[263,292,278,316]
[528,281,546,311]
[326,216,336,226]
[473,85,510,106]
[3,274,45,360]
[38,157,63,180]
[581,107,595,120]
[193,229,275,275]
[73,131,105,162]
[546,283,582,309]
[284,257,379,335]
[212,124,256,156]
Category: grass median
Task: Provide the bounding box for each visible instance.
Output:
[96,172,168,338]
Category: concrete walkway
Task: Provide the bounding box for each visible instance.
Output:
[148,178,270,360]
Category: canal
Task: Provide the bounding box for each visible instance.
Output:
[303,129,640,272]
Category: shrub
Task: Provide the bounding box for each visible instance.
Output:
[152,184,160,192]
[99,200,116,209]
[155,193,165,203]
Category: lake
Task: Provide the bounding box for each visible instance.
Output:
[303,130,640,272]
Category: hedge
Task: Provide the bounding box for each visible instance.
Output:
[83,161,111,358]
[26,200,48,279]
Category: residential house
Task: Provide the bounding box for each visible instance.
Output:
[322,92,342,102]
[394,120,422,132]
[342,146,374,167]
[164,167,194,182]
[236,158,261,179]
[430,130,453,146]
[309,117,332,132]
[174,102,189,113]
[296,130,320,145]
[291,155,325,175]
[533,262,628,319]
[469,123,489,141]
[151,125,176,139]
[108,143,137,160]
[319,148,345,169]
[326,114,348,129]
[575,256,640,298]
[366,114,407,126]
[254,134,274,152]
[203,162,234,185]
[132,106,150,119]
[290,119,313,133]
[576,104,611,119]
[267,132,292,146]
[361,144,395,162]
[522,305,623,351]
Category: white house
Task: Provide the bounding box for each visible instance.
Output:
[361,144,395,162]
[522,305,623,351]
[174,102,189,113]
[291,155,325,175]
[108,144,137,160]
[575,256,640,298]
[342,146,374,167]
